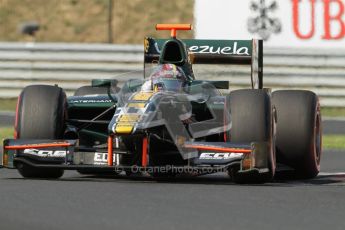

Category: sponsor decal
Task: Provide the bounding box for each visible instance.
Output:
[94,152,108,163]
[23,149,67,157]
[70,99,112,104]
[195,0,345,47]
[199,152,243,160]
[94,152,119,165]
[247,0,281,41]
[292,0,345,40]
[188,42,249,55]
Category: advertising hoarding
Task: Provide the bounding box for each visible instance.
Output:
[195,0,345,48]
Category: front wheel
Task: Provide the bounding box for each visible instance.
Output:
[228,89,276,183]
[15,85,66,179]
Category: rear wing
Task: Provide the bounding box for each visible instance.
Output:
[144,38,263,89]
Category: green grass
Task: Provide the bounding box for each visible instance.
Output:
[321,107,345,117]
[0,127,14,141]
[322,135,345,150]
[0,98,17,111]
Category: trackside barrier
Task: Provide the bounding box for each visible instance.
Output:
[0,42,344,107]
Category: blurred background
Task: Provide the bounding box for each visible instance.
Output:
[0,0,194,43]
[0,0,344,148]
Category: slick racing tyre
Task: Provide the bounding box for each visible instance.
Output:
[228,89,276,184]
[272,90,321,179]
[15,85,66,179]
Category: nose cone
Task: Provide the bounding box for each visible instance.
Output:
[110,92,155,135]
[114,114,141,134]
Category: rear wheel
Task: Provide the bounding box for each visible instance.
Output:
[15,85,66,178]
[272,90,321,179]
[228,89,276,183]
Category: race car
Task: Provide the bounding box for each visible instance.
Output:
[1,24,322,183]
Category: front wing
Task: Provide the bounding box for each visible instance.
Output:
[1,139,270,175]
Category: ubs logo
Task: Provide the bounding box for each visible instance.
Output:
[247,0,282,40]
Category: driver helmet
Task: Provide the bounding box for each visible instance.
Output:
[142,64,188,92]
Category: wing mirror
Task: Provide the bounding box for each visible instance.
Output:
[91,79,119,103]
[208,81,229,89]
[91,79,115,88]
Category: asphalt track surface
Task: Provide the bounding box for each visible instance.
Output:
[0,149,344,230]
[1,114,345,230]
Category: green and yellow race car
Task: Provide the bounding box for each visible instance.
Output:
[1,24,322,183]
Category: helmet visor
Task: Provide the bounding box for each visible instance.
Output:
[153,79,184,92]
